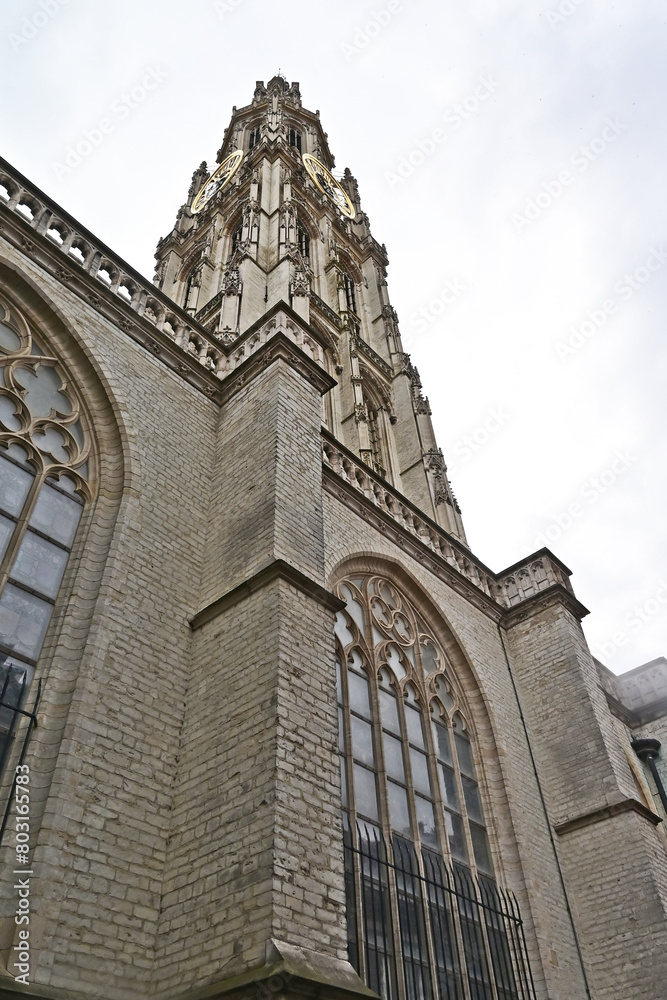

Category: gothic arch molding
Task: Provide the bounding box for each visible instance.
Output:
[0,258,127,917]
[328,553,532,885]
[291,197,322,242]
[328,552,545,987]
[329,554,491,737]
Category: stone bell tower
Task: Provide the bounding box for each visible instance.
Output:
[154,75,466,541]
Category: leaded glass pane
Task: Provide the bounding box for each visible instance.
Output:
[348,670,371,719]
[444,809,468,863]
[32,426,69,464]
[354,763,379,820]
[454,733,476,778]
[0,655,33,731]
[416,795,438,847]
[0,455,33,516]
[379,688,400,734]
[340,583,366,637]
[384,642,406,680]
[387,781,411,837]
[0,395,22,432]
[462,777,484,823]
[340,757,347,807]
[420,638,439,674]
[0,584,52,660]
[470,824,492,874]
[410,748,432,796]
[335,610,354,646]
[0,514,14,563]
[14,363,72,418]
[351,715,375,766]
[383,732,405,781]
[338,707,345,751]
[11,530,69,599]
[432,719,453,764]
[405,703,426,748]
[439,764,460,811]
[0,322,21,352]
[29,483,82,547]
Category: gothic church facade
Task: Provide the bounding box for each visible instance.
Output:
[0,76,665,1000]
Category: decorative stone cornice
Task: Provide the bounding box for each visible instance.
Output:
[351,333,392,380]
[190,559,345,630]
[500,584,590,628]
[218,329,336,405]
[554,797,661,836]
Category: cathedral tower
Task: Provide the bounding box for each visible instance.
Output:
[154,75,465,540]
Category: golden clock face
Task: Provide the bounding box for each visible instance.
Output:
[302,153,355,219]
[191,150,244,214]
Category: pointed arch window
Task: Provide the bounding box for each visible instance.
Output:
[289,128,302,153]
[297,223,310,260]
[231,222,243,256]
[0,293,92,776]
[335,574,535,1000]
[248,126,261,149]
[343,273,357,315]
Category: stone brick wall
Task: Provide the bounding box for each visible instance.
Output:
[0,240,217,996]
[322,492,589,1000]
[154,580,345,994]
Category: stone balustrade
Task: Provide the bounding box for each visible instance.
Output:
[0,160,333,389]
[0,158,233,378]
[322,433,574,611]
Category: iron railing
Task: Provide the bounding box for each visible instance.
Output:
[0,660,40,847]
[345,825,536,1000]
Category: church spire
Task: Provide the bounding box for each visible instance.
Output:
[153,79,466,542]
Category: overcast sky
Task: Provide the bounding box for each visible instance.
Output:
[2,0,665,674]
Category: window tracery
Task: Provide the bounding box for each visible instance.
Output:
[334,573,529,1000]
[335,574,492,874]
[0,292,93,763]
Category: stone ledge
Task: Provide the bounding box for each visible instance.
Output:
[554,797,662,836]
[190,559,345,630]
[218,330,336,405]
[500,584,590,628]
[172,939,376,1000]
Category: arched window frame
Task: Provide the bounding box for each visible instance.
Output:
[288,127,302,153]
[334,573,535,1000]
[335,574,494,876]
[0,291,94,773]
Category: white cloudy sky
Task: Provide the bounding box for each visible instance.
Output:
[2,0,665,673]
